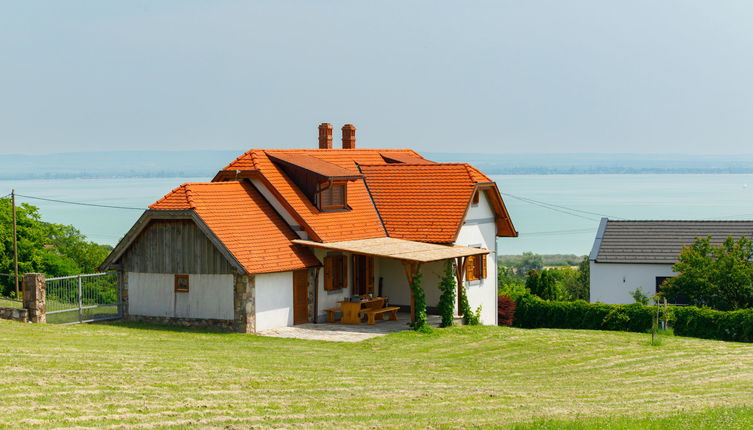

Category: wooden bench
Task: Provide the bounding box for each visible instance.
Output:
[324,307,342,323]
[361,306,400,325]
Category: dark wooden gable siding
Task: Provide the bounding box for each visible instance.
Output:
[120,219,235,274]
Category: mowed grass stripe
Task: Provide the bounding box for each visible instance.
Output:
[1,321,753,428]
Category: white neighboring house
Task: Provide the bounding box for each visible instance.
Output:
[589,218,753,304]
[101,123,518,332]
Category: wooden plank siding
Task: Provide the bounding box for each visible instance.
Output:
[121,219,235,274]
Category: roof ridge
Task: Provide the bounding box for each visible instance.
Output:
[461,163,476,183]
[182,184,197,209]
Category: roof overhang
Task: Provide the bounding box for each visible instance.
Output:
[467,182,518,238]
[292,237,489,263]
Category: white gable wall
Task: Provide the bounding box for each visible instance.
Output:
[590,262,676,304]
[455,191,498,326]
[127,272,234,320]
[255,271,295,331]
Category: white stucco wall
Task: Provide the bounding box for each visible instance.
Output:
[378,258,445,310]
[590,262,677,304]
[127,272,234,320]
[454,191,498,325]
[255,271,294,331]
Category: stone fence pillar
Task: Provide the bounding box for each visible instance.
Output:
[22,273,46,323]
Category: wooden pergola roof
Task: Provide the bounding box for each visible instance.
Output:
[291,237,489,263]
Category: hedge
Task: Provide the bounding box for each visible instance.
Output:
[511,295,753,343]
[512,295,655,334]
[673,306,753,343]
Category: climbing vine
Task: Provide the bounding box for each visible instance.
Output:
[459,281,481,326]
[409,272,430,332]
[437,260,456,328]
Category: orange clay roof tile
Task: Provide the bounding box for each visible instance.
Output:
[359,163,484,243]
[150,181,319,274]
[218,149,430,243]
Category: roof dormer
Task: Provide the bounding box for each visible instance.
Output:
[267,152,361,211]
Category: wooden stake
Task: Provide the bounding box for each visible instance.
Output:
[11,189,19,298]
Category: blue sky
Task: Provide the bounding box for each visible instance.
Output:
[1,1,752,154]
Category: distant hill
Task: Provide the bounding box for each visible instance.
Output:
[0,150,243,180]
[3,150,753,180]
[426,152,753,175]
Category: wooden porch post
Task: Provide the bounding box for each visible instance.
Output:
[402,261,422,323]
[455,257,467,316]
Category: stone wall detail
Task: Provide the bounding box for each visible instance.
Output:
[233,273,256,333]
[126,315,236,331]
[308,268,317,323]
[22,273,46,323]
[0,307,28,323]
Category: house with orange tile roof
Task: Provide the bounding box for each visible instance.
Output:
[101,123,517,332]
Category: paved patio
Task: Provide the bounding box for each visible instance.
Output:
[258,313,454,342]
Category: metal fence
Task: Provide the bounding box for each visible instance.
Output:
[45,272,121,324]
[0,273,22,309]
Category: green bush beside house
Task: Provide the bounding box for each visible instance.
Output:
[506,294,753,343]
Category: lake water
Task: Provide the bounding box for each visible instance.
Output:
[2,174,752,256]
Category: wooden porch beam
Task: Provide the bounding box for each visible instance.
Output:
[401,261,422,323]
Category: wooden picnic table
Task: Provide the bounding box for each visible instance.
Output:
[336,297,399,325]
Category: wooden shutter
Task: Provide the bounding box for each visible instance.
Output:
[466,255,477,281]
[366,257,374,295]
[323,256,334,291]
[480,254,487,279]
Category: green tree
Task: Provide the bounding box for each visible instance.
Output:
[525,269,540,297]
[576,255,590,301]
[515,252,543,277]
[630,287,650,305]
[0,199,112,296]
[538,269,559,300]
[663,236,753,310]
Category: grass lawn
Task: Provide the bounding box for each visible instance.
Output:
[0,297,23,308]
[0,321,752,428]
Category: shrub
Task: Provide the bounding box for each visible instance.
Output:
[512,296,753,343]
[601,307,632,331]
[498,295,516,326]
[673,306,753,342]
[500,282,530,301]
[513,296,654,333]
[630,287,650,305]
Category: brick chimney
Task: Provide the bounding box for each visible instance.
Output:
[318,123,333,149]
[342,124,356,149]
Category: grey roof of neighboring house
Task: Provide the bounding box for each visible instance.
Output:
[589,218,753,264]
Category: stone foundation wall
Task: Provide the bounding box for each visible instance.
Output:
[126,314,236,331]
[0,307,29,323]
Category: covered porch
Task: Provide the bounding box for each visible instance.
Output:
[292,237,490,325]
